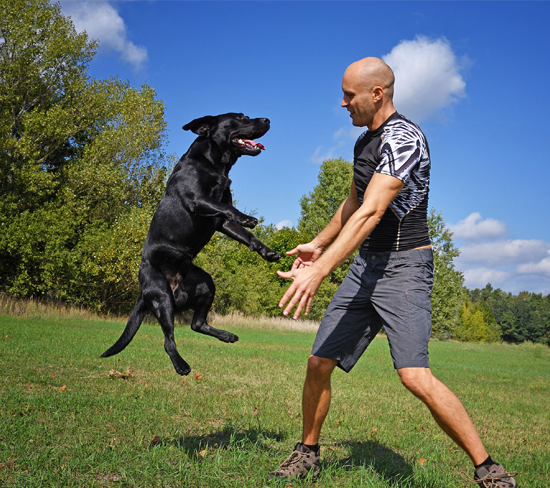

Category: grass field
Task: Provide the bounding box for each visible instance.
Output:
[1,314,549,487]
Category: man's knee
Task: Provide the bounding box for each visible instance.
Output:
[306,355,337,381]
[397,367,435,398]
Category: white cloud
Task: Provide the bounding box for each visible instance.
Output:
[382,35,467,122]
[449,212,507,241]
[457,239,550,267]
[317,36,468,162]
[462,268,511,289]
[60,1,148,70]
[310,145,336,164]
[276,220,293,230]
[309,126,362,164]
[517,254,550,277]
[449,213,550,293]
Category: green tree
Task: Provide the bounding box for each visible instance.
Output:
[298,158,353,240]
[0,0,169,311]
[298,158,354,285]
[469,285,550,346]
[455,298,501,343]
[428,209,465,339]
[500,310,519,343]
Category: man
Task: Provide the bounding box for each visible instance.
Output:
[268,57,517,488]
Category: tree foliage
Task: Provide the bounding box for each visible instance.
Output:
[468,284,550,345]
[298,158,354,285]
[298,158,353,241]
[427,209,465,339]
[193,223,338,321]
[454,298,501,343]
[0,0,169,311]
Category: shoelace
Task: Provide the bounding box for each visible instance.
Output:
[460,469,518,487]
[279,451,303,469]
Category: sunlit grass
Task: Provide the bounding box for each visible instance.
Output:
[1,314,548,487]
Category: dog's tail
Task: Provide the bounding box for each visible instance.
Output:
[101,293,147,358]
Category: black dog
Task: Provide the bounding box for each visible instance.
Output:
[102,113,280,375]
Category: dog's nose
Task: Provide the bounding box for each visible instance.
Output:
[260,118,270,124]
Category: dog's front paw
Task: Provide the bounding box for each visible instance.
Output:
[239,216,258,228]
[265,250,281,262]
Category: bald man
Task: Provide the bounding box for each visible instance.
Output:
[268,58,517,487]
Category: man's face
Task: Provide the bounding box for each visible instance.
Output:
[341,68,375,128]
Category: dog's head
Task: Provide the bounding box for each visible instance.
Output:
[183,113,270,157]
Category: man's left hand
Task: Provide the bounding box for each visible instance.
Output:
[277,265,326,319]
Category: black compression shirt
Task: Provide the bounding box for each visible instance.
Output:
[354,112,431,252]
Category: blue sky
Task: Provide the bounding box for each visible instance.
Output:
[58,0,550,295]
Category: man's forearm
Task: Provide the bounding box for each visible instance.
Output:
[312,173,405,277]
[311,195,358,250]
[313,209,381,277]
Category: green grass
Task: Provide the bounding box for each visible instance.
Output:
[1,315,549,487]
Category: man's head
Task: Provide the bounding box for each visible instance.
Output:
[341,57,395,130]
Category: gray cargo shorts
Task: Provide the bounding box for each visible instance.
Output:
[311,247,434,372]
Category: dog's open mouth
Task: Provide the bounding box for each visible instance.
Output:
[233,138,265,151]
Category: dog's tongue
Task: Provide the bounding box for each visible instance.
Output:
[244,139,265,150]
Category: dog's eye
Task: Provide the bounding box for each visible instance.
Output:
[236,115,244,120]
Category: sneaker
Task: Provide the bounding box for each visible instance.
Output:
[267,442,321,480]
[473,463,518,488]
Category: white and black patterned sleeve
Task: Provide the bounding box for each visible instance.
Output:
[374,120,426,184]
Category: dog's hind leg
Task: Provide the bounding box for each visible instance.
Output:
[102,293,147,358]
[142,263,191,375]
[185,265,239,344]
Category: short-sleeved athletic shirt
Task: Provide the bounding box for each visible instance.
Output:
[354,112,431,252]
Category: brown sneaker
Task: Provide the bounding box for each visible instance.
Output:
[473,463,518,488]
[267,442,321,480]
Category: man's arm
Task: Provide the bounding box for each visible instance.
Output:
[285,181,360,270]
[278,173,404,319]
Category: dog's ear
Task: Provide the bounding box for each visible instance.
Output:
[182,115,215,136]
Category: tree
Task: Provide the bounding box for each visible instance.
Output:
[298,158,353,240]
[468,285,550,346]
[0,0,169,311]
[427,209,465,339]
[298,158,354,285]
[455,298,501,343]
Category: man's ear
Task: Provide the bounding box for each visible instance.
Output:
[182,115,215,136]
[372,85,384,103]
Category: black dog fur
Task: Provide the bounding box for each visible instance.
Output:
[101,113,280,375]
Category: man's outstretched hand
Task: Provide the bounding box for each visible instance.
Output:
[286,243,323,270]
[277,243,325,319]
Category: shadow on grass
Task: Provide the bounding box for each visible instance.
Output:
[149,425,285,454]
[325,439,431,487]
[148,430,433,487]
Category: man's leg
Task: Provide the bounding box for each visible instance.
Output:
[398,367,518,486]
[302,355,339,445]
[267,355,338,480]
[397,367,488,464]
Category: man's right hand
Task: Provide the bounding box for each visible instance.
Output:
[286,243,323,270]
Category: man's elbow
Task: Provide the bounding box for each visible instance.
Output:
[358,207,385,227]
[371,212,384,228]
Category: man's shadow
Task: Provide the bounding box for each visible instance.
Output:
[330,439,427,487]
[149,425,284,453]
[150,429,431,487]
